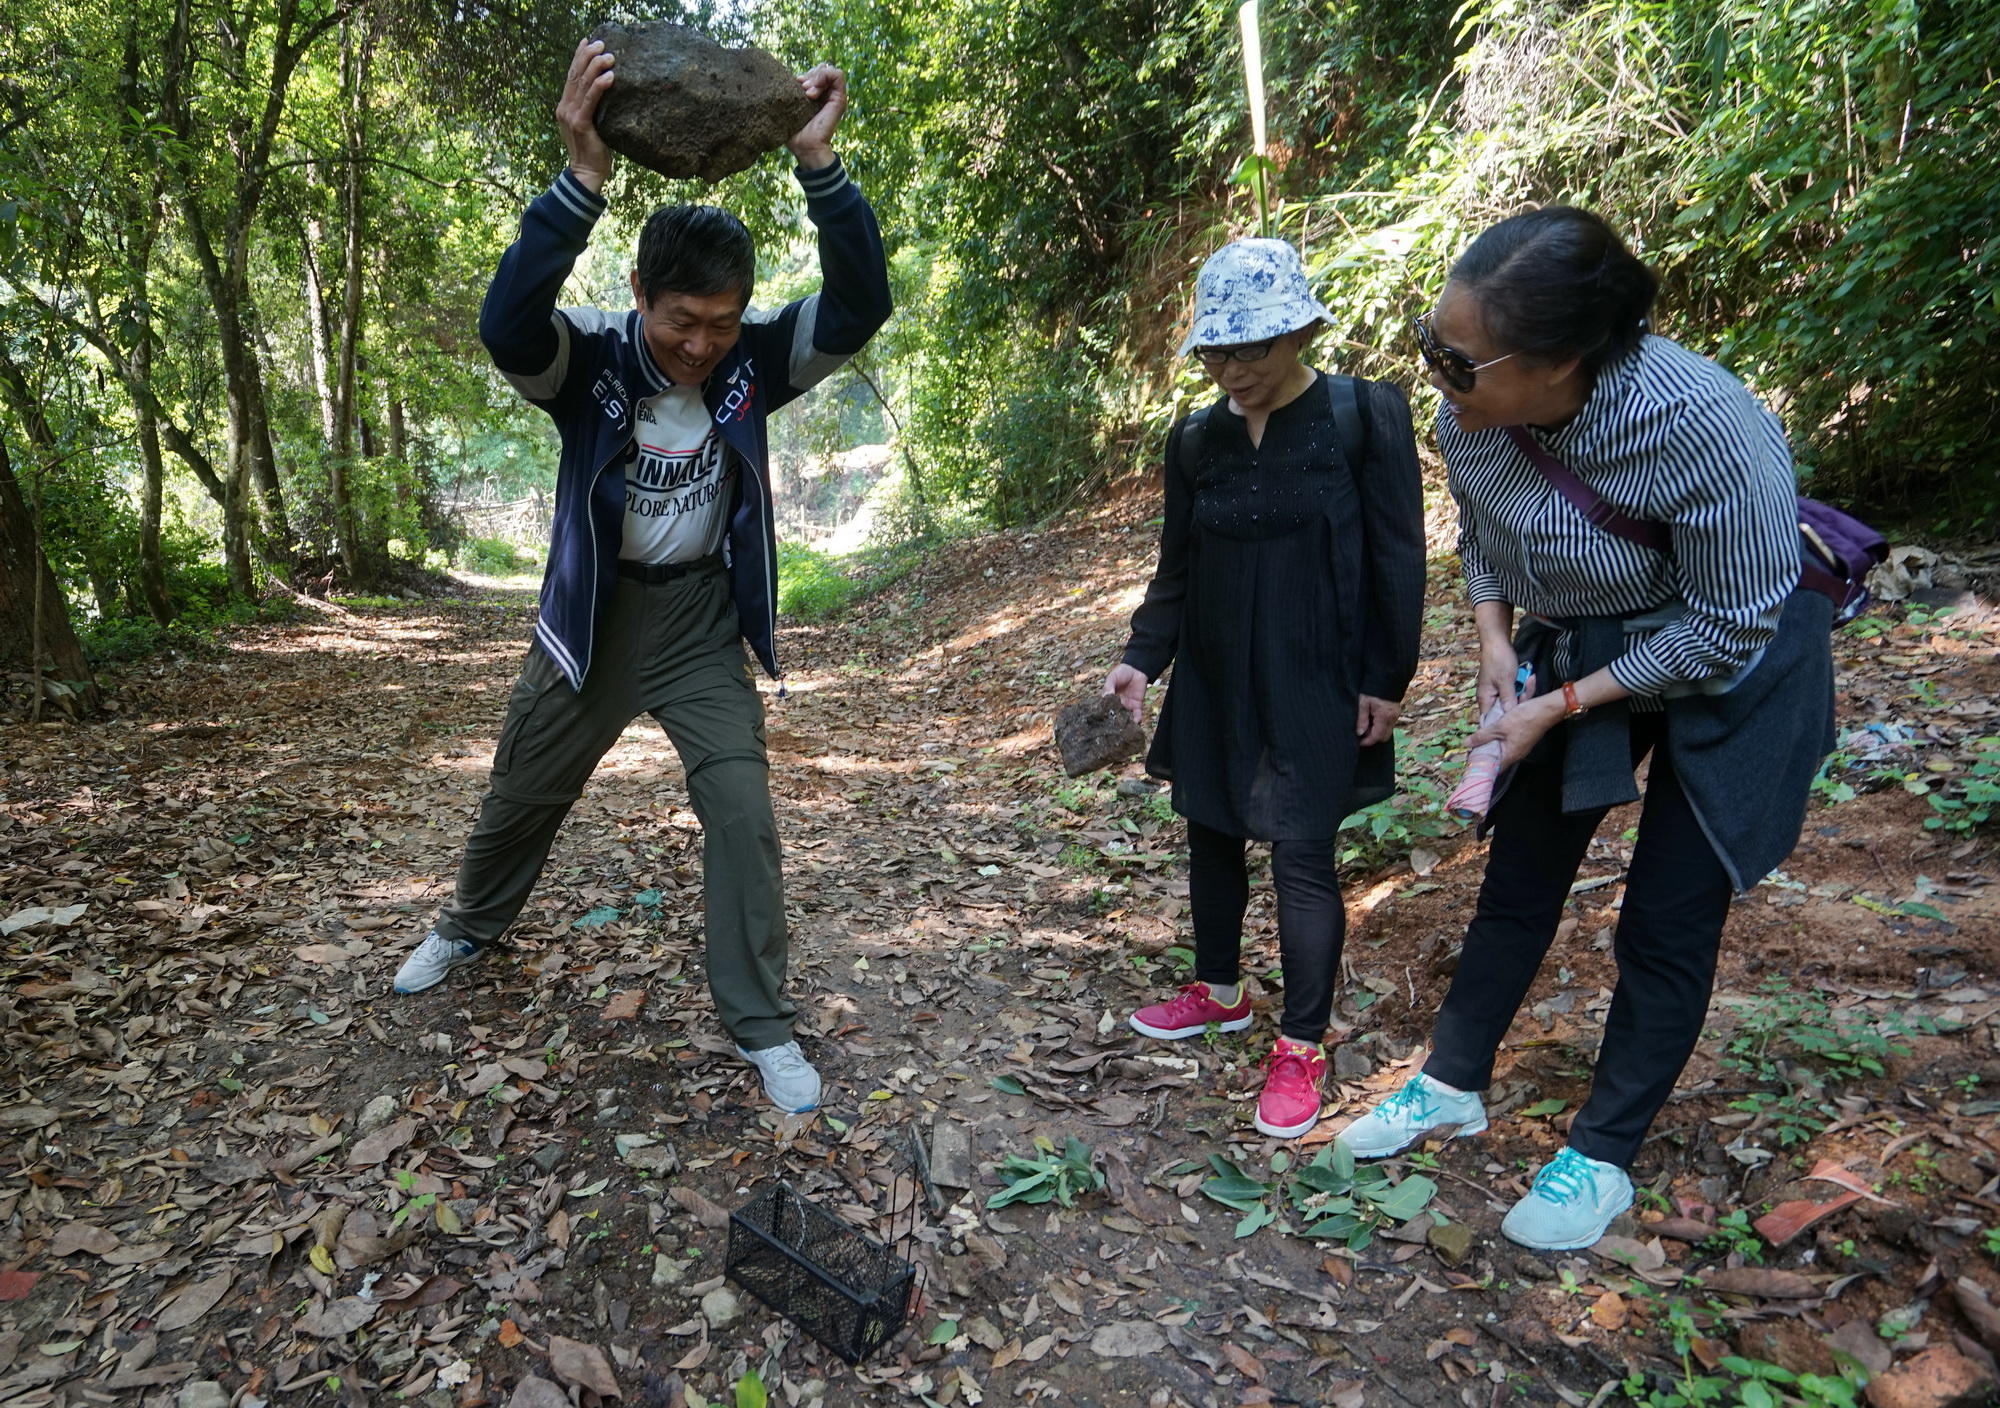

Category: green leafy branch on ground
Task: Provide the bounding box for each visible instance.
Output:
[1199,1140,1439,1248]
[986,1135,1106,1210]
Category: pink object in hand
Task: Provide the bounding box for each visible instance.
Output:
[1446,701,1508,821]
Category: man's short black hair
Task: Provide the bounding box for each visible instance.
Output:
[635,205,756,307]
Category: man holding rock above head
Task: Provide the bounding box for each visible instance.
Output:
[391,35,891,1116]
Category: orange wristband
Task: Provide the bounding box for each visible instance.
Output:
[1562,681,1586,716]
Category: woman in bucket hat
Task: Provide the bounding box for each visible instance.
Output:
[1105,238,1426,1139]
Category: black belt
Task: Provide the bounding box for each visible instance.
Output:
[616,553,723,584]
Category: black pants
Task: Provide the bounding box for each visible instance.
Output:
[1189,820,1345,1043]
[1424,714,1733,1168]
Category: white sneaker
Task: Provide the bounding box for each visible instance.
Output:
[1337,1071,1488,1158]
[392,931,484,994]
[736,1040,821,1113]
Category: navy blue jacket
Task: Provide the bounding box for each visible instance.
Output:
[479,161,892,688]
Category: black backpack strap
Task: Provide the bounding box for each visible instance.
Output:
[1323,372,1368,471]
[1173,403,1212,485]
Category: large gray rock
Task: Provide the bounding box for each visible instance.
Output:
[589,23,815,181]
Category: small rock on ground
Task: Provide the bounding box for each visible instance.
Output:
[1428,1221,1476,1267]
[1863,1345,1995,1408]
[354,1094,400,1137]
[701,1287,740,1327]
[1332,1044,1374,1079]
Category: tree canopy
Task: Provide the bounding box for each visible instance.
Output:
[2,0,1995,705]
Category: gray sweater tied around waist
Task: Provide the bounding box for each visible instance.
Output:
[1484,587,1836,893]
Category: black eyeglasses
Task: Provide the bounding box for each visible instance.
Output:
[1190,338,1277,368]
[1411,311,1513,393]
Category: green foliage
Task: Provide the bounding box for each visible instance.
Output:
[1921,736,1999,833]
[776,540,860,620]
[1623,1356,1863,1408]
[758,0,1998,529]
[1717,980,1922,1145]
[1726,981,1911,1081]
[1700,1209,1764,1265]
[1198,1141,1440,1249]
[1297,0,2000,514]
[12,0,1993,633]
[457,536,538,576]
[1622,1294,1867,1406]
[76,551,278,665]
[1337,724,1466,869]
[986,1135,1105,1209]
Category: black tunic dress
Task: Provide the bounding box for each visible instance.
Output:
[1121,372,1426,841]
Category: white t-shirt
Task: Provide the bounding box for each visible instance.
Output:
[619,383,736,564]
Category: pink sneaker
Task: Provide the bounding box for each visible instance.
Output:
[1128,982,1253,1040]
[1255,1038,1327,1138]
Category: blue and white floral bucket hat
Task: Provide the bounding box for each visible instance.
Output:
[1177,238,1335,355]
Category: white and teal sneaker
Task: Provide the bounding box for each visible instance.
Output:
[392,931,485,994]
[1337,1072,1489,1158]
[1501,1147,1633,1250]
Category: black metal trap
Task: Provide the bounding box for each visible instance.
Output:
[725,1179,917,1364]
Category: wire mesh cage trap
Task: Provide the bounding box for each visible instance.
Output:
[725,1178,918,1364]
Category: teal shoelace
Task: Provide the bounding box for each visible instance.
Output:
[1379,1079,1437,1121]
[1531,1148,1597,1204]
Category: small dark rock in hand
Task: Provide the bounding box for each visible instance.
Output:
[1055,694,1147,778]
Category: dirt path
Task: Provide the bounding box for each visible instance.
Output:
[3,507,1998,1408]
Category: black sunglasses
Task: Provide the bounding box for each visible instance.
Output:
[1190,338,1277,368]
[1411,312,1513,393]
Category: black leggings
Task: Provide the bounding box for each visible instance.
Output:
[1188,820,1345,1043]
[1424,715,1734,1168]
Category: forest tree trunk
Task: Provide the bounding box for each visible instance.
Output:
[0,437,102,715]
[131,335,175,624]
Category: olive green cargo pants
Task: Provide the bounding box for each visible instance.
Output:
[435,560,795,1050]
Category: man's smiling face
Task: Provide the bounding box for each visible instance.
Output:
[630,277,745,387]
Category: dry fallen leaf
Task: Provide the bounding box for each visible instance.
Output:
[1697,1267,1820,1300]
[1221,1341,1267,1382]
[380,1275,464,1315]
[547,1334,621,1398]
[667,1185,730,1229]
[1754,1193,1862,1247]
[296,1296,379,1338]
[346,1117,417,1168]
[1088,1322,1165,1357]
[48,1225,119,1257]
[155,1271,232,1333]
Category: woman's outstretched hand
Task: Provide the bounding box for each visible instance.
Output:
[1105,663,1149,724]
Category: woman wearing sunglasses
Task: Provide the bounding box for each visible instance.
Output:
[1105,238,1425,1140]
[1339,207,1834,1248]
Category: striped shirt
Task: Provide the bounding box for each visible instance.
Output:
[1441,335,1802,699]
